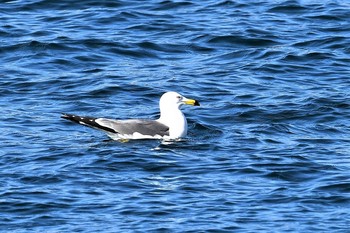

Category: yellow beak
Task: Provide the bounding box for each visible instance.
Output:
[183,98,200,106]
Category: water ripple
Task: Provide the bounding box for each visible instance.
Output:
[1,0,350,232]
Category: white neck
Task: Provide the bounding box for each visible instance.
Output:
[158,107,187,138]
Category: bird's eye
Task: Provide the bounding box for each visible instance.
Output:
[176,96,182,99]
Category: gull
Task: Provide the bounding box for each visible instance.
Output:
[61,91,200,140]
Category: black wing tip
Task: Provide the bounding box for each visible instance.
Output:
[61,113,79,121]
[61,113,71,119]
[61,113,118,134]
[60,113,86,123]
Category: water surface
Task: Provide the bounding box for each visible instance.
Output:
[1,0,350,232]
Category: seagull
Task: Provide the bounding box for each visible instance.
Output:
[61,91,200,140]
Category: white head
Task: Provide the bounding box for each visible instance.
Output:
[159,92,200,111]
[158,92,200,138]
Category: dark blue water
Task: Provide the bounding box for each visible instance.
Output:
[1,0,350,232]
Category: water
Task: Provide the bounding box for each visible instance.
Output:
[1,0,350,232]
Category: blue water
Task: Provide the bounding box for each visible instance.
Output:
[1,0,350,232]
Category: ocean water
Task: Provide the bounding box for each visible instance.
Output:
[1,0,350,232]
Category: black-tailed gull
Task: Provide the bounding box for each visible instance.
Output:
[61,91,200,140]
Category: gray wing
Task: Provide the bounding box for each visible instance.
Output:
[62,113,169,137]
[96,118,169,136]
